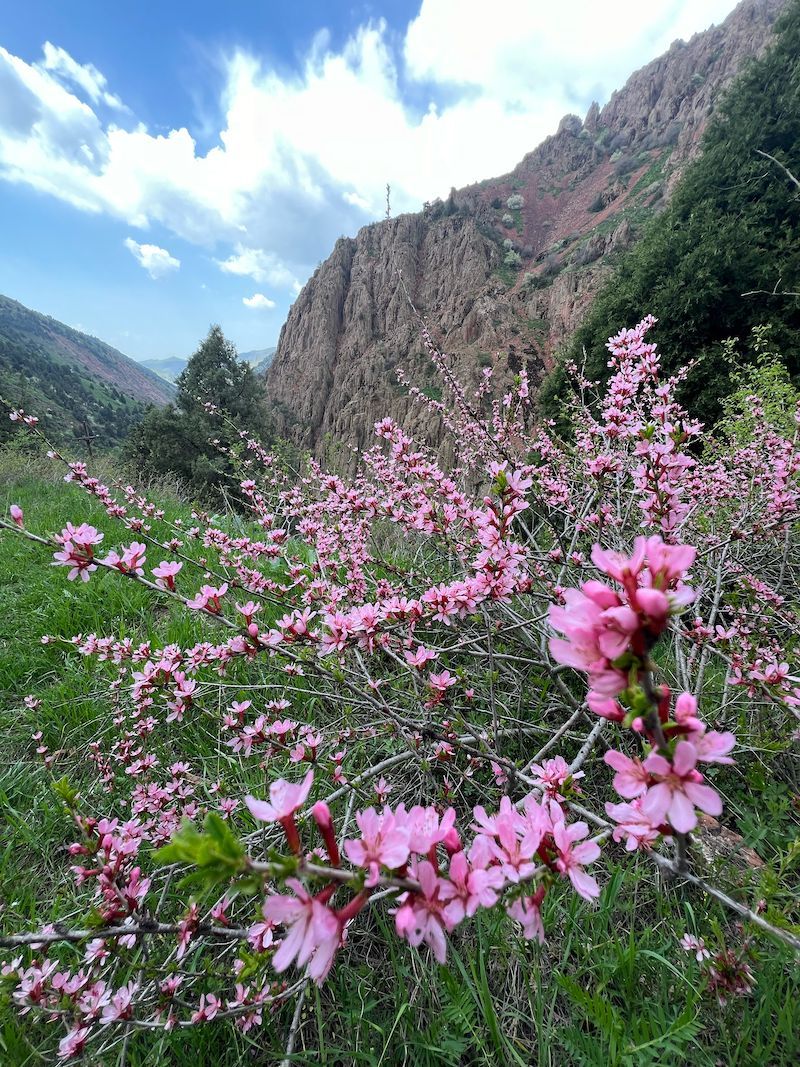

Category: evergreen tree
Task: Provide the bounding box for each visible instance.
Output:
[132,325,270,503]
[543,0,800,426]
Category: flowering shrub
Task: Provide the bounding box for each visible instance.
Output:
[1,316,799,1059]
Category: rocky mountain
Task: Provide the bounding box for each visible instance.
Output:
[265,0,786,462]
[0,293,173,449]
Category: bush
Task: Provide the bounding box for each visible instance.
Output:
[506,193,525,210]
[2,315,799,1062]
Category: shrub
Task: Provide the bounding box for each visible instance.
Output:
[506,194,525,210]
[1,316,799,1061]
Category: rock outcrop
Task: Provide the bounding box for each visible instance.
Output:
[266,0,785,462]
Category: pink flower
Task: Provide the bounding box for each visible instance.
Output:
[100,981,136,1023]
[429,669,456,693]
[187,583,228,613]
[642,741,722,833]
[245,770,314,824]
[530,755,583,800]
[603,749,650,798]
[153,560,182,590]
[263,878,340,983]
[507,886,547,944]
[690,729,736,764]
[344,807,410,886]
[673,692,704,732]
[398,804,457,855]
[439,848,504,924]
[394,860,449,963]
[643,537,696,585]
[679,932,710,962]
[52,524,103,581]
[590,540,646,583]
[552,820,601,899]
[404,645,437,669]
[605,794,665,850]
[58,1027,90,1059]
[9,504,23,528]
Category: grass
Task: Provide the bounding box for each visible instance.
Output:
[0,450,799,1065]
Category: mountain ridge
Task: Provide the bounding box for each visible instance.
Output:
[265,0,785,463]
[0,292,173,448]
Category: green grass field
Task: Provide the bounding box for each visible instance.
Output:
[1,451,798,1066]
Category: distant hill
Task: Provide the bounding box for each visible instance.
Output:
[0,294,173,450]
[139,355,188,383]
[139,347,275,384]
[240,347,276,373]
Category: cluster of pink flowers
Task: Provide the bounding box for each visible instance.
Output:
[3,313,794,1060]
[549,535,696,704]
[246,770,601,984]
[52,523,104,582]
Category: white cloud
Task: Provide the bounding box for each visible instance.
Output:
[216,245,300,289]
[124,237,180,279]
[0,5,740,289]
[243,293,276,310]
[41,41,126,110]
[404,1,737,104]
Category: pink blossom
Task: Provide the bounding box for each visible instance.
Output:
[9,504,23,527]
[394,860,449,963]
[689,729,736,764]
[552,820,601,899]
[58,1027,90,1059]
[152,560,183,590]
[679,932,710,962]
[344,807,410,886]
[603,749,650,798]
[507,886,547,944]
[245,770,314,824]
[642,741,722,833]
[439,848,504,924]
[263,878,340,983]
[605,795,664,851]
[429,669,456,693]
[404,645,437,669]
[530,755,583,800]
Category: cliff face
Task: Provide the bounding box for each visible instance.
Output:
[266,0,785,461]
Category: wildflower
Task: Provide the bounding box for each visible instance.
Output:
[262,878,340,983]
[246,770,314,853]
[679,932,710,961]
[552,820,601,899]
[344,807,410,886]
[394,860,450,963]
[153,560,182,590]
[507,885,547,944]
[642,741,722,833]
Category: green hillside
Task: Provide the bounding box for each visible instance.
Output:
[0,294,174,451]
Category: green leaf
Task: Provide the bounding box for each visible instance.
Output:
[154,812,246,889]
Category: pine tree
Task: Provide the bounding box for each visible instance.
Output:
[132,326,270,503]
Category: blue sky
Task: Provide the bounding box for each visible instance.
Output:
[0,0,739,363]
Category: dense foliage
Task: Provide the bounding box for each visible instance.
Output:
[1,313,798,1063]
[132,326,272,504]
[544,0,800,426]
